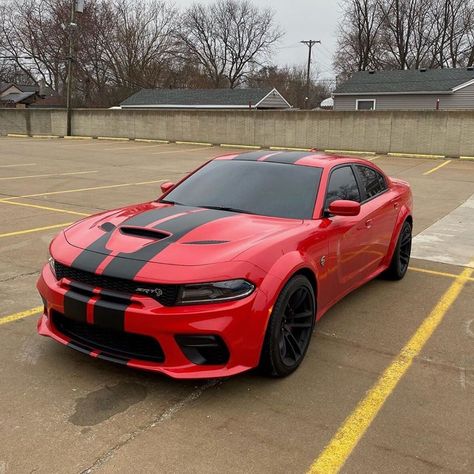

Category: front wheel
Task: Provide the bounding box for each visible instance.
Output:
[384,220,412,280]
[259,275,315,377]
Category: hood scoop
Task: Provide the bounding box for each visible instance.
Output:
[119,226,171,240]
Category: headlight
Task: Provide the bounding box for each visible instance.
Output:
[48,256,56,278]
[176,279,255,305]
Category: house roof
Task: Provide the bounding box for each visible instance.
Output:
[0,91,36,103]
[334,68,474,95]
[0,82,11,93]
[120,88,288,108]
[17,84,39,93]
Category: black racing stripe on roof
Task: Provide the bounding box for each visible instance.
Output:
[71,205,197,274]
[99,209,235,280]
[263,152,313,164]
[232,151,273,161]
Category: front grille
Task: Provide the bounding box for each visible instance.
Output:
[54,261,179,306]
[52,311,165,362]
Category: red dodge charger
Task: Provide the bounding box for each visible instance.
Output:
[37,151,413,378]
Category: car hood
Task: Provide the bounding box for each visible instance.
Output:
[64,202,303,267]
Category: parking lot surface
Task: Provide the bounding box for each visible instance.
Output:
[0,137,473,473]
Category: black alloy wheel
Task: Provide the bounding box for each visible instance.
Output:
[259,275,315,377]
[399,222,412,274]
[385,220,412,280]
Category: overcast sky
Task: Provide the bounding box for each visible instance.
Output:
[172,0,341,82]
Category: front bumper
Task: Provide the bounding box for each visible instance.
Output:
[37,264,275,379]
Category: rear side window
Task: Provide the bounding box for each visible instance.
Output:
[325,166,361,208]
[356,165,386,199]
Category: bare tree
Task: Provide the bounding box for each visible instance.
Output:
[247,65,331,109]
[334,0,383,75]
[177,0,282,88]
[335,0,474,73]
[101,0,177,91]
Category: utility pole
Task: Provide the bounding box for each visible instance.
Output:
[66,0,84,136]
[300,40,320,109]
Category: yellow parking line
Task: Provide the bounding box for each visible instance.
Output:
[0,179,166,201]
[308,265,473,474]
[175,141,213,146]
[152,147,212,155]
[423,160,452,175]
[325,149,377,156]
[388,152,446,160]
[0,170,97,181]
[220,144,262,150]
[135,138,170,144]
[102,143,168,151]
[63,136,93,140]
[0,306,43,326]
[0,200,90,216]
[269,146,311,152]
[0,163,36,168]
[0,222,73,239]
[409,266,474,282]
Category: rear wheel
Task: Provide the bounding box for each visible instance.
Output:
[385,220,412,280]
[259,275,315,377]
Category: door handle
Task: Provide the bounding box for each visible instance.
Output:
[365,219,373,229]
[391,200,400,210]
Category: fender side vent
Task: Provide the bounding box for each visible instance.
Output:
[119,226,171,240]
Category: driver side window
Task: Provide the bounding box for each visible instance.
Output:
[325,166,361,209]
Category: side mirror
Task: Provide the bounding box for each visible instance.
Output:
[328,200,361,217]
[160,181,175,194]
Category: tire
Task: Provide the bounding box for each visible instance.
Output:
[259,275,315,377]
[384,220,412,280]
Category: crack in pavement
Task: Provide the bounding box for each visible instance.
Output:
[0,271,39,283]
[80,378,223,474]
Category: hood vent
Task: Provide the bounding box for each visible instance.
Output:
[100,222,116,232]
[119,226,171,240]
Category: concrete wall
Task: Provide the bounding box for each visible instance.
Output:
[1,108,474,157]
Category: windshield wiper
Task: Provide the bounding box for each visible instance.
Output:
[198,205,256,215]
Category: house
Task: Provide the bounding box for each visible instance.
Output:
[0,83,40,108]
[120,88,292,110]
[0,82,60,108]
[333,68,474,111]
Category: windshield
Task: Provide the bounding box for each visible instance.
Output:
[162,160,322,220]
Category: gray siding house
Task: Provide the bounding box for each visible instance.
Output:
[333,68,474,111]
[120,88,291,110]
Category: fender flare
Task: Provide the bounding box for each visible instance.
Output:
[256,251,319,346]
[383,206,412,266]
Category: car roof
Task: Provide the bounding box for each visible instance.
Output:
[213,150,379,169]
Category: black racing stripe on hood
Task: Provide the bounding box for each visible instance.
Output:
[100,209,235,280]
[232,151,273,161]
[71,205,197,274]
[264,152,313,164]
[71,232,113,275]
[121,205,198,227]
